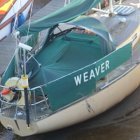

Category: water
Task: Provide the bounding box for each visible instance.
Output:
[1,0,140,140]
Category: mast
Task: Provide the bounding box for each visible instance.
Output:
[14,31,21,76]
[109,0,114,13]
[119,0,122,4]
[19,43,32,127]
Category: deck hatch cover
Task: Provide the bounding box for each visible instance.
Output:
[114,5,135,16]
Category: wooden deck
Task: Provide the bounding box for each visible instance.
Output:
[0,0,65,75]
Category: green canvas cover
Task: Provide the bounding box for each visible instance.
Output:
[18,0,101,36]
[43,43,132,111]
[28,33,105,87]
[68,16,114,52]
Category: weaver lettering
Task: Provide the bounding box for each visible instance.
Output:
[74,60,110,86]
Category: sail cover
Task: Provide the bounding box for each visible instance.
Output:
[18,0,101,36]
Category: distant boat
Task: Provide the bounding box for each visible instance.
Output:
[0,0,33,40]
[0,0,140,137]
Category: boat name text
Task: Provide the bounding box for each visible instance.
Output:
[74,60,110,86]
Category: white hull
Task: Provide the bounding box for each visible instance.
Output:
[0,0,140,137]
[1,24,140,136]
[1,62,140,136]
[0,0,32,40]
[37,64,140,133]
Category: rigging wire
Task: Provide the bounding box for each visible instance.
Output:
[12,0,20,33]
[25,0,34,43]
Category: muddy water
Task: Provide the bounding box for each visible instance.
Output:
[1,0,140,140]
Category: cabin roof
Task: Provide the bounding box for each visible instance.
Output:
[68,16,112,43]
[60,16,115,52]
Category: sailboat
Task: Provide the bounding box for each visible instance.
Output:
[0,0,140,137]
[0,0,33,40]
